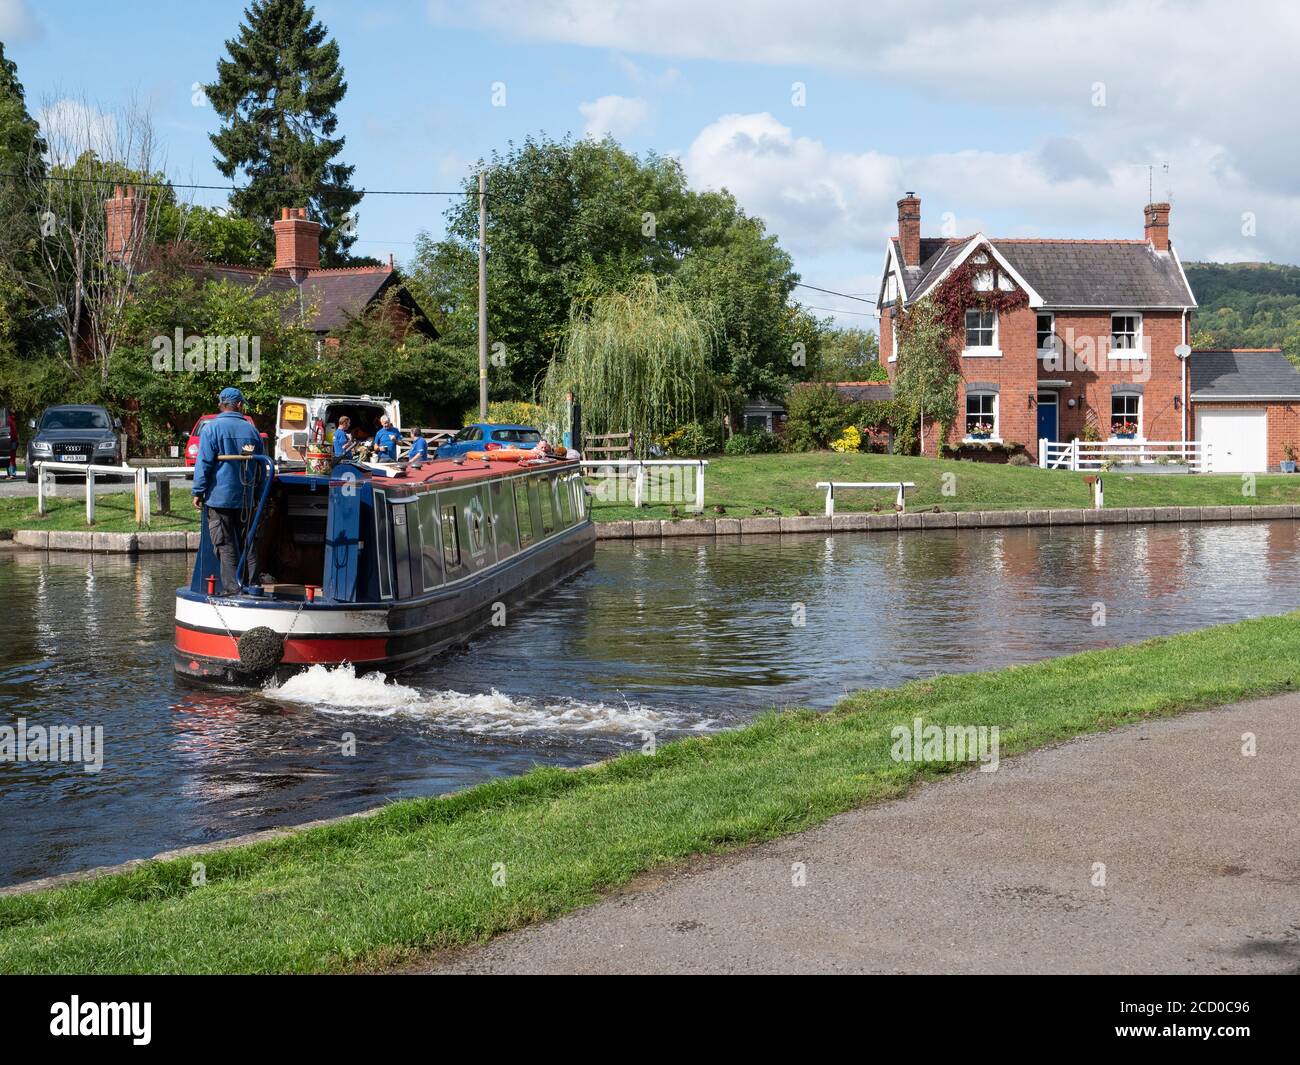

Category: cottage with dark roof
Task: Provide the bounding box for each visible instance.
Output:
[877,193,1203,464]
[104,189,437,349]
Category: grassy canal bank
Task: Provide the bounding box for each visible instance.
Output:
[4,453,1300,536]
[2,611,1298,974]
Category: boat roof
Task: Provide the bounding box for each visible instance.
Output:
[276,454,579,491]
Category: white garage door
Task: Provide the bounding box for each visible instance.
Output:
[1197,408,1267,472]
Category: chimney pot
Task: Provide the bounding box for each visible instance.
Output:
[1144,202,1171,252]
[897,193,922,269]
[273,206,321,282]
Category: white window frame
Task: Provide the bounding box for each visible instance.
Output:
[962,308,1001,358]
[1109,393,1143,440]
[1036,312,1056,356]
[1109,312,1145,359]
[888,319,898,363]
[964,391,1000,442]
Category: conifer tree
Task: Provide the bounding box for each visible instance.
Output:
[206,0,361,264]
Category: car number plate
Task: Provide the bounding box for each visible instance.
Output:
[59,454,88,463]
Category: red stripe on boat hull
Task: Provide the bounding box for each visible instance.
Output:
[174,625,389,666]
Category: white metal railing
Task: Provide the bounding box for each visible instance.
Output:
[1039,439,1210,473]
[579,458,707,511]
[816,481,916,517]
[35,461,193,526]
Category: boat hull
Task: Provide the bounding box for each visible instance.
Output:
[174,520,596,686]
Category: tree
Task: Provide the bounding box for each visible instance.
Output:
[892,297,957,454]
[1,99,174,383]
[206,0,361,264]
[410,134,817,403]
[540,275,720,455]
[812,326,883,382]
[0,42,51,361]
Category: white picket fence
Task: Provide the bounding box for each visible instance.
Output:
[35,461,193,525]
[1039,439,1209,473]
[579,458,707,510]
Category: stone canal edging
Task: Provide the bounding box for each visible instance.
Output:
[2,504,1297,554]
[595,504,1299,540]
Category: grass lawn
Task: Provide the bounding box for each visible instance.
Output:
[588,452,1300,522]
[2,611,1298,974]
[0,491,200,534]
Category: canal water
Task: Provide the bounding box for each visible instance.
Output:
[3,520,1299,887]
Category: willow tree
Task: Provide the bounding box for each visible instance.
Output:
[542,275,720,455]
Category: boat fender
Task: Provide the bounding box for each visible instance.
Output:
[237,626,285,676]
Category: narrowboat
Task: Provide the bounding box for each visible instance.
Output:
[174,452,595,685]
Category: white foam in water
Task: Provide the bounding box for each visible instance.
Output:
[264,663,712,737]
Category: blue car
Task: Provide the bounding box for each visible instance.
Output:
[438,423,543,459]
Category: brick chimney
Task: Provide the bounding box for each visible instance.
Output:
[897,192,921,268]
[1144,202,1171,252]
[104,186,144,266]
[273,207,321,282]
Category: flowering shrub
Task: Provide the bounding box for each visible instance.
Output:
[967,421,994,438]
[830,426,863,453]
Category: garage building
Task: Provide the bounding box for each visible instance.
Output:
[1190,348,1300,473]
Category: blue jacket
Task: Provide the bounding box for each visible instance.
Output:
[407,436,429,461]
[192,411,264,510]
[374,426,401,460]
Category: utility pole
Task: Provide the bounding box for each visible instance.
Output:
[478,170,489,420]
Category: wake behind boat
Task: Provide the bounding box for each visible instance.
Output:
[174,449,595,685]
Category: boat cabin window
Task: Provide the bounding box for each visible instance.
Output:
[515,480,536,546]
[373,492,393,600]
[571,474,586,520]
[539,476,556,536]
[557,473,573,525]
[441,505,461,569]
[490,479,519,559]
[418,493,442,590]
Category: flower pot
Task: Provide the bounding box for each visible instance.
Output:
[1282,460,1297,474]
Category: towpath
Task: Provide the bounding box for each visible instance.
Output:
[423,692,1300,974]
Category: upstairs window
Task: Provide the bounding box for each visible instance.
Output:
[965,393,997,438]
[1036,313,1056,353]
[964,309,996,349]
[1110,313,1142,354]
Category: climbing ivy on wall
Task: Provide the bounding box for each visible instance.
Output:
[932,250,1030,337]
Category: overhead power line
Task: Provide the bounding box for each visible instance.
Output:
[0,171,473,195]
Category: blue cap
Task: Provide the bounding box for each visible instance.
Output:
[219,386,245,404]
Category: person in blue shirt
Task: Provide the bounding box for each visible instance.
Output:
[406,428,429,463]
[373,414,400,462]
[332,415,354,459]
[192,387,266,595]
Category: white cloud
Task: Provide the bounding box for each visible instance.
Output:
[682,112,1300,266]
[0,0,42,41]
[578,94,650,139]
[431,0,1300,201]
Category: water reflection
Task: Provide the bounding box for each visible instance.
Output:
[2,520,1299,886]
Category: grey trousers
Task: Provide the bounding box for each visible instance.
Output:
[207,506,259,595]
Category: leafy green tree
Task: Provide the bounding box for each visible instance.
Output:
[206,0,361,264]
[782,382,851,451]
[540,275,721,455]
[411,134,816,404]
[0,42,51,362]
[813,326,883,382]
[892,297,957,454]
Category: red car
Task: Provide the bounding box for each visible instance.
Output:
[184,413,266,467]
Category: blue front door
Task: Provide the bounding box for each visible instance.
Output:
[1036,393,1058,442]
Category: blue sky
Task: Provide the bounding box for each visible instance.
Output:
[5,0,1298,328]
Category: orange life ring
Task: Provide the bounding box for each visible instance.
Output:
[465,447,537,462]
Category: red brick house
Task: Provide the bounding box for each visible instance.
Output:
[877,193,1197,464]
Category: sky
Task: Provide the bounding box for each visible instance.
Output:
[4,0,1299,329]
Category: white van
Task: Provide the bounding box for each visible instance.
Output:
[274,394,402,463]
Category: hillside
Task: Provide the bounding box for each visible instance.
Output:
[1184,262,1300,360]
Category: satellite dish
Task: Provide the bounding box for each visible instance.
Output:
[1174,344,1192,359]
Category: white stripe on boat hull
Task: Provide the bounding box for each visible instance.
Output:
[175,597,390,634]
